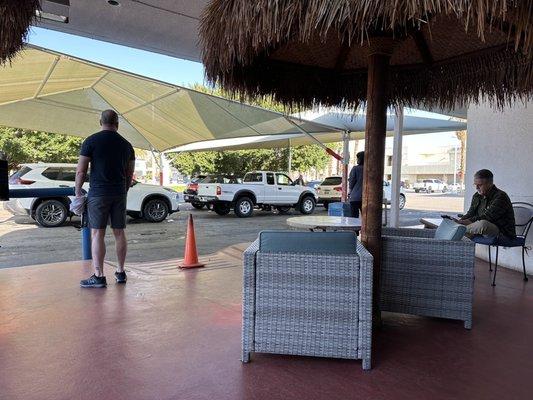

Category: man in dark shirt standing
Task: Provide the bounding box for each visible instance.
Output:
[456,169,515,238]
[348,151,364,218]
[75,110,135,288]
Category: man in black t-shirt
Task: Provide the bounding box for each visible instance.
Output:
[75,109,135,288]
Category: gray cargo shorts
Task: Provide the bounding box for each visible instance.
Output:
[87,195,127,229]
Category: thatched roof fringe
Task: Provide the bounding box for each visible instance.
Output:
[0,0,40,64]
[215,46,533,112]
[201,0,533,73]
[200,0,533,109]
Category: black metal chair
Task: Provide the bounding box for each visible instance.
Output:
[472,202,533,286]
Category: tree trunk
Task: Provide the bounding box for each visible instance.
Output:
[361,49,391,324]
[455,130,467,186]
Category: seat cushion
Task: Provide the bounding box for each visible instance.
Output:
[471,235,524,247]
[259,230,357,254]
[471,235,498,245]
[434,219,467,241]
[495,235,525,247]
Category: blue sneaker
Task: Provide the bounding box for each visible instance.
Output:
[80,274,107,288]
[115,271,127,284]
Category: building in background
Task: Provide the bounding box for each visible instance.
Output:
[384,142,462,187]
[320,135,464,188]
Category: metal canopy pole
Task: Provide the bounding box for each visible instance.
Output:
[342,131,351,202]
[149,147,163,186]
[159,152,164,186]
[390,106,404,228]
[284,117,343,162]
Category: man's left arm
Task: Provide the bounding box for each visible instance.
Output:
[348,166,357,191]
[125,146,135,190]
[75,156,90,197]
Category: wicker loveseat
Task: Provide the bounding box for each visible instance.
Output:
[380,227,475,329]
[242,230,374,370]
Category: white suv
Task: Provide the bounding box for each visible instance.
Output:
[317,176,406,210]
[6,163,180,227]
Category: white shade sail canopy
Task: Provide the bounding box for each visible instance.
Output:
[35,0,467,119]
[0,45,341,152]
[169,111,466,153]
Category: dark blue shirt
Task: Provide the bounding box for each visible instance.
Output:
[80,130,135,197]
[348,164,364,202]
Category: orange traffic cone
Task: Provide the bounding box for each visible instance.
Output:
[179,214,205,269]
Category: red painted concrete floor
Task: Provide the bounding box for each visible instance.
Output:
[1,249,532,400]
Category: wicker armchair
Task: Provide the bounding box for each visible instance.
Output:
[380,228,475,329]
[242,231,374,370]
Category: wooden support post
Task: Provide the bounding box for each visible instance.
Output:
[362,41,393,323]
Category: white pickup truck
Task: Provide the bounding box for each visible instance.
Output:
[413,179,448,193]
[195,171,317,217]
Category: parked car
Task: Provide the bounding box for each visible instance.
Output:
[413,179,448,193]
[183,174,242,209]
[448,183,465,193]
[6,163,179,227]
[195,171,317,217]
[382,181,407,209]
[306,180,322,190]
[183,174,208,209]
[317,176,406,210]
[316,176,343,209]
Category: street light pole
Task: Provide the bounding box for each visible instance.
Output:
[453,144,458,187]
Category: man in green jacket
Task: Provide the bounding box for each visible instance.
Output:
[455,169,515,238]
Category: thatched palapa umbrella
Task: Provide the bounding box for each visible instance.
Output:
[199,0,533,316]
[0,0,40,64]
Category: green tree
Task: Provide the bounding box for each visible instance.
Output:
[0,126,83,170]
[168,151,218,176]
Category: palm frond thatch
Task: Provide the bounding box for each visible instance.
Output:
[0,0,40,64]
[200,0,533,110]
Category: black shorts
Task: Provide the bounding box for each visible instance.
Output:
[87,195,127,229]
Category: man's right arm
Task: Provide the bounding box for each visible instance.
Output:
[75,156,90,197]
[76,139,91,197]
[461,195,477,220]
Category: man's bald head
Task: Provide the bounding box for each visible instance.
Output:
[100,109,119,130]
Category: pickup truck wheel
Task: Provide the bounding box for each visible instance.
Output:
[299,196,316,215]
[414,189,420,193]
[277,206,291,215]
[428,186,433,193]
[399,194,406,210]
[234,197,254,218]
[442,187,447,193]
[35,199,68,228]
[213,203,231,216]
[191,202,205,210]
[143,198,169,222]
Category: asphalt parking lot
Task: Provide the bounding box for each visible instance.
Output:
[0,191,465,268]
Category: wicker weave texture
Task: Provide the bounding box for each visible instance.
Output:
[380,229,475,329]
[242,238,373,369]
